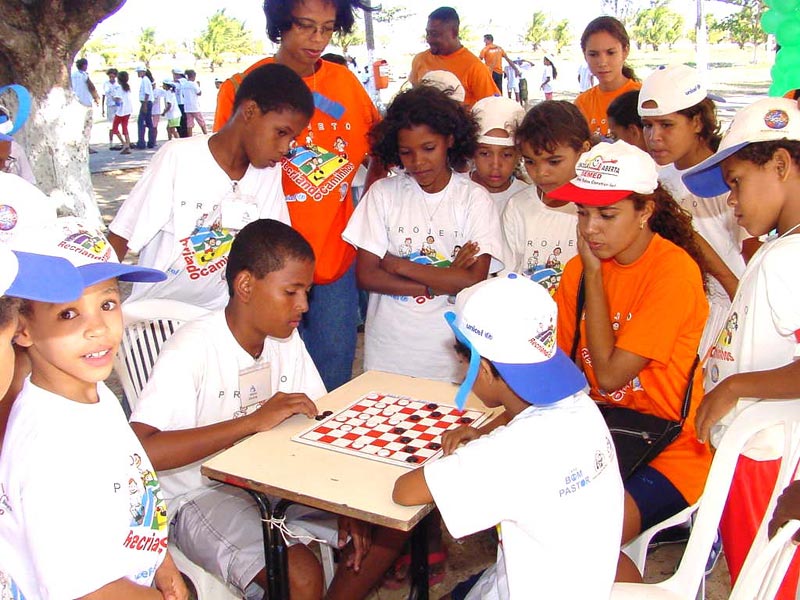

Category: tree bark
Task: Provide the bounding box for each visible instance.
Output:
[0,0,126,222]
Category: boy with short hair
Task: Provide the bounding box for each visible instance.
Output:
[393,274,624,599]
[0,218,188,599]
[107,63,314,311]
[684,96,800,599]
[130,219,405,600]
[469,96,528,214]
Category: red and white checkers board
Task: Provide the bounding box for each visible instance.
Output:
[292,391,488,468]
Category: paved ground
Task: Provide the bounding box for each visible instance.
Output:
[89,120,733,600]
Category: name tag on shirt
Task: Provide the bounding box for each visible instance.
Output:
[221,198,258,231]
[238,363,272,416]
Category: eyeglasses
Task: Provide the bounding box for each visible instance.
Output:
[290,17,335,38]
[1,155,18,175]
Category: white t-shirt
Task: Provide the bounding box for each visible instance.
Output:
[70,70,93,107]
[425,392,624,600]
[109,134,289,310]
[173,79,185,104]
[503,64,518,92]
[502,186,577,294]
[113,88,133,118]
[103,80,121,112]
[706,233,800,459]
[163,90,180,119]
[577,63,595,92]
[182,80,201,113]
[342,172,506,382]
[659,165,746,354]
[483,176,528,216]
[0,380,168,599]
[541,64,554,94]
[130,311,326,506]
[138,76,153,102]
[151,88,166,115]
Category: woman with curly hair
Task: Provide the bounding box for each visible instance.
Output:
[551,141,712,583]
[213,0,384,392]
[343,85,506,383]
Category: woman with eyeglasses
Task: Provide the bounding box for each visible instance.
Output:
[214,0,385,397]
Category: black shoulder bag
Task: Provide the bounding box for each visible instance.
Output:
[570,274,699,480]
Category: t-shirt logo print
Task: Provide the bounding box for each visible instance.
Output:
[180,216,234,278]
[282,128,354,202]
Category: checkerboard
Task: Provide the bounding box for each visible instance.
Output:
[292,392,488,468]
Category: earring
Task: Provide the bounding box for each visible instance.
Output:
[639,219,646,230]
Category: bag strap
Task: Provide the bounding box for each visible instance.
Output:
[569,273,585,362]
[679,354,700,423]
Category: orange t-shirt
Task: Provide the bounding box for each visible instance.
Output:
[554,235,712,503]
[409,47,499,105]
[479,44,504,74]
[574,78,641,138]
[214,58,379,284]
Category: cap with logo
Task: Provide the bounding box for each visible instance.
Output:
[683,97,800,197]
[638,64,707,118]
[14,217,166,289]
[444,273,586,409]
[418,70,466,103]
[548,141,659,206]
[472,96,525,147]
[0,172,58,247]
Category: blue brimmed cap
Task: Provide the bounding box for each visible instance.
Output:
[445,273,586,409]
[683,97,800,197]
[0,248,83,302]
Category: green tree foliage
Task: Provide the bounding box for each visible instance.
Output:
[82,35,118,67]
[524,11,551,51]
[193,9,259,71]
[373,5,413,23]
[631,1,685,51]
[713,0,766,53]
[332,27,365,55]
[135,27,164,69]
[552,19,573,54]
[688,14,726,44]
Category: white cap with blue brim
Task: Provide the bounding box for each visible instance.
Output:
[444,273,586,410]
[683,97,800,197]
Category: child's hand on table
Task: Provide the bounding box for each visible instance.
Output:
[441,425,480,455]
[249,392,318,432]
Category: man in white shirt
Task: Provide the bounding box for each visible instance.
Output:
[183,69,208,136]
[70,58,99,153]
[135,64,156,149]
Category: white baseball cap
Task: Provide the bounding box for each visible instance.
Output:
[172,67,185,75]
[638,64,707,117]
[445,273,586,408]
[14,217,166,289]
[683,97,800,197]
[0,172,58,247]
[418,70,466,103]
[549,141,659,206]
[472,96,525,147]
[0,247,83,302]
[133,64,147,72]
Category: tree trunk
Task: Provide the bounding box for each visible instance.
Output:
[0,0,126,223]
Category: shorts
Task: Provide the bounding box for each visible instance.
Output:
[170,485,338,596]
[626,465,689,531]
[167,117,181,128]
[186,111,206,128]
[111,114,130,136]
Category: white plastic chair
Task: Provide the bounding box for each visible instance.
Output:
[115,299,211,408]
[621,500,700,575]
[729,519,800,600]
[611,399,800,600]
[114,298,336,596]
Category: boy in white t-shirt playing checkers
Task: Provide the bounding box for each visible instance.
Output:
[393,274,624,600]
[684,96,800,599]
[130,219,406,600]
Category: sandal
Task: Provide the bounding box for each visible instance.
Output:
[382,549,448,590]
